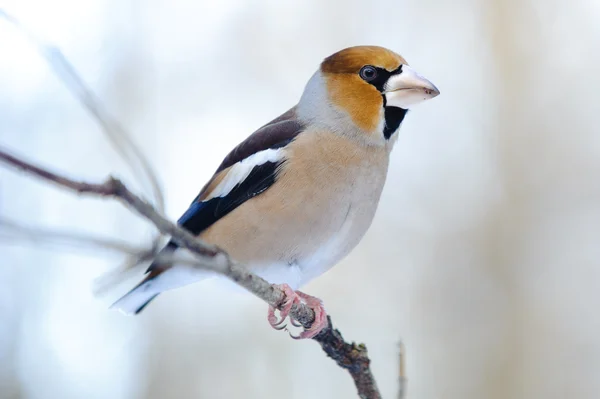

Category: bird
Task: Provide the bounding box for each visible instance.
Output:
[111,45,440,338]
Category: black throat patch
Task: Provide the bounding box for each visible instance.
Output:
[383,107,408,139]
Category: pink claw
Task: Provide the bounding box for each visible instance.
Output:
[267,284,328,339]
[268,284,299,330]
[292,291,328,339]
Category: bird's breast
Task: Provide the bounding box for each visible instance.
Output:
[200,129,390,288]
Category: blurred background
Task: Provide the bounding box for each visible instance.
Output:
[1,0,599,398]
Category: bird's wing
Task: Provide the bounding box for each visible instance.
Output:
[212,107,300,175]
[148,107,304,273]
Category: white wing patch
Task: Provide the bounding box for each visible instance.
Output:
[204,148,284,200]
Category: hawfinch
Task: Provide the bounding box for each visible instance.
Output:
[112,46,439,338]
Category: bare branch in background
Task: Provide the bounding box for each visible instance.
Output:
[0,216,147,255]
[0,147,382,398]
[0,8,165,215]
[398,342,407,399]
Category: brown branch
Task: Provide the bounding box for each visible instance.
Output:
[0,146,381,397]
[315,320,381,399]
[398,342,407,399]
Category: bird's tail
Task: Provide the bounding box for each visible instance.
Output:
[110,244,211,315]
[109,244,177,315]
[110,277,160,315]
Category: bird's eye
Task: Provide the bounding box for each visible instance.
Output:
[359,66,378,81]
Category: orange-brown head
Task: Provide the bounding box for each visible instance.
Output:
[297,46,439,144]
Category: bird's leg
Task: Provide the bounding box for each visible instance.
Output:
[268,284,299,330]
[267,284,328,339]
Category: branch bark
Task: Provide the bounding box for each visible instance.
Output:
[0,146,381,398]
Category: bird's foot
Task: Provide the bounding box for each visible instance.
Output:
[291,290,328,339]
[268,283,299,330]
[267,284,328,339]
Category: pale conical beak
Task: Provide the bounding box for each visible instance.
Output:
[384,65,440,109]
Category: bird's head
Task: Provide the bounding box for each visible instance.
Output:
[297,45,439,145]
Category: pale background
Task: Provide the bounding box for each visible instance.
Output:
[1,0,599,398]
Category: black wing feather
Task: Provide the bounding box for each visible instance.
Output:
[146,107,304,274]
[147,161,283,273]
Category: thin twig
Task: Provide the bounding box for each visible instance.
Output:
[398,341,407,399]
[0,146,381,396]
[0,146,381,397]
[0,216,146,255]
